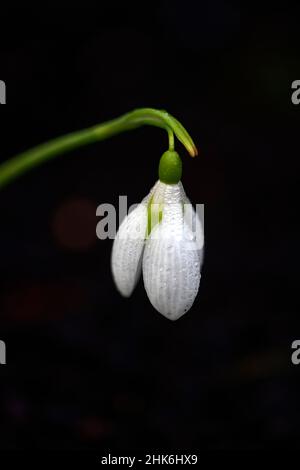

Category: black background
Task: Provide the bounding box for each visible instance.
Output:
[0,3,299,450]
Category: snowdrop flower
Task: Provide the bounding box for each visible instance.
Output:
[0,106,202,319]
[111,150,204,320]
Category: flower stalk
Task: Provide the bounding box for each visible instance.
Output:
[0,108,197,190]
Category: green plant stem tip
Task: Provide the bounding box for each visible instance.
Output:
[0,108,197,190]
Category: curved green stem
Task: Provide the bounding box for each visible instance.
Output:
[0,108,197,190]
[167,128,175,151]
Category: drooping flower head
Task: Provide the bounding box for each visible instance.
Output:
[0,106,203,320]
[111,149,204,320]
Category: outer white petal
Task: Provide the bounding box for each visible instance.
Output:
[111,182,158,297]
[151,180,185,205]
[183,198,204,265]
[143,183,201,320]
[176,181,204,264]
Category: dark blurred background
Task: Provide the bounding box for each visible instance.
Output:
[0,2,299,450]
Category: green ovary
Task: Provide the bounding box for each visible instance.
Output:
[158,150,182,184]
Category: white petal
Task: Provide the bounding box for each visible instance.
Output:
[151,180,185,205]
[184,198,204,264]
[111,182,158,297]
[143,194,201,320]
